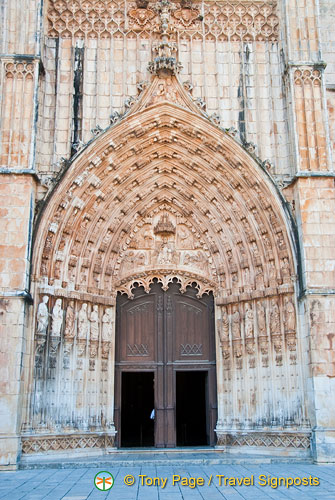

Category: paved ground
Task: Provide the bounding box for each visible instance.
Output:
[1,462,335,500]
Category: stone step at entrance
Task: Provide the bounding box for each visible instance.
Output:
[19,448,313,469]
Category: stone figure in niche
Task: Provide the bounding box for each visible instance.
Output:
[231,272,238,285]
[122,250,136,272]
[102,308,113,342]
[284,297,296,333]
[157,240,176,265]
[140,227,154,249]
[281,257,291,279]
[78,303,89,340]
[270,299,280,335]
[218,307,229,342]
[177,226,194,249]
[51,299,63,336]
[277,232,286,250]
[310,299,322,327]
[183,250,207,271]
[90,305,99,341]
[243,267,250,285]
[262,233,272,250]
[251,241,260,257]
[244,303,254,338]
[269,260,277,281]
[238,243,247,258]
[64,300,75,339]
[136,252,146,266]
[255,265,264,287]
[36,296,49,334]
[257,301,266,336]
[231,306,241,339]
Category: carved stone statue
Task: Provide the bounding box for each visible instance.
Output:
[90,305,99,341]
[270,299,280,335]
[281,257,291,279]
[218,307,229,342]
[269,261,277,281]
[257,301,266,336]
[244,303,254,338]
[36,296,49,334]
[102,308,113,342]
[231,306,241,339]
[284,296,296,333]
[78,303,89,340]
[51,299,63,336]
[64,300,75,340]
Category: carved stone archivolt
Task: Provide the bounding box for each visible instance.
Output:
[33,74,296,306]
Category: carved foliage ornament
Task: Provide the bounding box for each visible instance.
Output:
[117,272,215,298]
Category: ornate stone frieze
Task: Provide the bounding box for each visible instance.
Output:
[116,271,216,298]
[47,1,279,42]
[216,432,311,449]
[294,68,322,87]
[21,433,115,454]
[4,61,34,79]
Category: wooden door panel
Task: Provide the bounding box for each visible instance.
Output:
[119,296,156,363]
[174,298,209,361]
[115,281,216,447]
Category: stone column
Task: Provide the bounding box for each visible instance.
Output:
[281,0,335,462]
[0,0,43,469]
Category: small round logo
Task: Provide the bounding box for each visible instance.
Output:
[94,471,114,491]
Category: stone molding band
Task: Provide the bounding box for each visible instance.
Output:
[216,431,311,450]
[21,433,116,454]
[20,431,310,455]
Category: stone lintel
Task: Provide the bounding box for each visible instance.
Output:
[286,60,327,70]
[0,168,40,183]
[299,288,335,299]
[0,54,41,62]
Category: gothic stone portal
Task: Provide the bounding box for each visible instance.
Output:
[24,74,312,460]
[115,281,217,448]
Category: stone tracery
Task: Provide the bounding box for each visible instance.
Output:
[47,0,279,42]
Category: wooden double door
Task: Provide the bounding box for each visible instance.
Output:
[114,281,217,448]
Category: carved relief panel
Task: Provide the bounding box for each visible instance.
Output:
[119,211,213,282]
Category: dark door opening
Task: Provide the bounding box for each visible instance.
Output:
[176,371,208,446]
[121,372,154,447]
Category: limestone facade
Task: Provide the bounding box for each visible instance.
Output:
[0,0,334,468]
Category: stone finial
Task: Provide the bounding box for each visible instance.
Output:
[148,0,182,76]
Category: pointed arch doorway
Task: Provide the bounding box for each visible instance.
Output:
[114,280,217,448]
